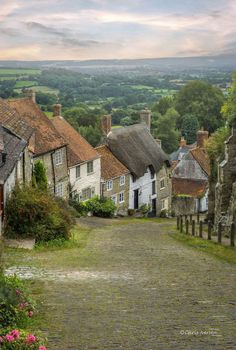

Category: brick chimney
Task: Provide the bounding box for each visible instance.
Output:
[101,115,112,135]
[197,129,209,148]
[179,136,187,148]
[140,108,151,131]
[25,89,36,103]
[53,104,62,117]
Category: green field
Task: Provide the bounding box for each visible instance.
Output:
[14,85,59,95]
[14,80,38,88]
[0,68,41,75]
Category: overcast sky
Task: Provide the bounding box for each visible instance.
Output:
[0,0,236,60]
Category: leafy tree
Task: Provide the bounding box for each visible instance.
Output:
[152,108,180,154]
[78,125,102,147]
[221,72,236,126]
[181,114,199,144]
[32,160,48,190]
[175,80,224,132]
[152,96,173,115]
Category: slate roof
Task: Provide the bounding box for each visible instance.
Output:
[190,148,210,177]
[0,99,34,142]
[170,143,196,162]
[107,124,170,178]
[7,98,66,155]
[96,145,129,180]
[172,152,208,181]
[0,125,27,183]
[52,116,99,167]
[172,178,208,198]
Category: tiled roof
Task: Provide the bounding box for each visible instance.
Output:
[172,178,208,198]
[52,116,99,167]
[190,147,210,176]
[0,99,34,142]
[96,145,129,180]
[8,98,66,155]
[0,125,27,182]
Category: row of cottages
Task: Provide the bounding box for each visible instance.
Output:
[99,112,172,215]
[170,130,210,215]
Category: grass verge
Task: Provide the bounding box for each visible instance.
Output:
[170,231,236,264]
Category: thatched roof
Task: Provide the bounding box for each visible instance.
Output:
[107,124,170,178]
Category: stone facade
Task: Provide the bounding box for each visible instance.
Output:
[156,165,172,215]
[102,174,130,215]
[215,125,236,233]
[34,146,69,199]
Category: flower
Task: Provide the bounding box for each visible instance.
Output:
[39,346,47,350]
[26,334,37,344]
[0,336,3,343]
[11,329,20,339]
[28,310,34,317]
[16,289,21,295]
[5,334,14,342]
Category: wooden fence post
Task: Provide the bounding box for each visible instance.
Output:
[230,223,235,247]
[184,215,187,224]
[190,214,193,224]
[197,213,200,224]
[180,216,183,233]
[218,222,222,243]
[177,216,180,230]
[186,219,189,235]
[192,220,195,236]
[208,221,212,240]
[199,220,203,238]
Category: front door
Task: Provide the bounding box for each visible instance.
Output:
[152,198,157,214]
[134,189,139,209]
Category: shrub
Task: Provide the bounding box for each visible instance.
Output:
[139,204,151,216]
[69,198,89,217]
[32,161,48,191]
[0,274,36,329]
[4,185,75,242]
[128,209,135,216]
[160,209,168,218]
[86,196,116,218]
[0,329,47,350]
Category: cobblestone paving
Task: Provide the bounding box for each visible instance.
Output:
[16,220,236,349]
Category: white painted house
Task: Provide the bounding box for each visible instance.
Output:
[52,107,101,201]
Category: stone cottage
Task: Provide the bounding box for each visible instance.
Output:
[96,145,130,215]
[6,92,69,199]
[52,105,101,200]
[172,130,210,215]
[214,123,236,233]
[101,113,171,216]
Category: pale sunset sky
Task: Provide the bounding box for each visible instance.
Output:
[0,0,236,60]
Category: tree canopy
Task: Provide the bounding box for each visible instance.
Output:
[221,72,236,126]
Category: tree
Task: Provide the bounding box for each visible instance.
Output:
[32,160,48,190]
[181,114,199,144]
[152,108,180,154]
[221,72,236,126]
[152,96,173,115]
[175,80,224,132]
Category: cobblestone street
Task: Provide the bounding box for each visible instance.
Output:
[6,219,236,349]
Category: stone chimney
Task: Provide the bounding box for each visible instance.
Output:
[101,115,112,135]
[197,129,209,148]
[25,89,36,103]
[53,104,62,117]
[140,108,151,131]
[179,136,187,148]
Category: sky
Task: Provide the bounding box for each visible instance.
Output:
[0,0,236,60]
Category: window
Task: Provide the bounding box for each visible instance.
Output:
[106,180,113,191]
[120,175,125,186]
[160,178,165,189]
[119,191,125,203]
[82,187,92,200]
[76,165,80,178]
[149,165,155,179]
[87,161,93,174]
[161,198,168,210]
[55,149,63,165]
[152,181,156,195]
[55,183,64,197]
[111,195,117,204]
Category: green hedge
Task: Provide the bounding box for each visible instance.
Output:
[70,196,116,218]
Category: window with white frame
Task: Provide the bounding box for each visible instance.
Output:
[82,187,92,200]
[55,149,63,165]
[87,161,94,174]
[106,180,113,191]
[111,194,117,205]
[120,175,125,186]
[55,183,64,197]
[160,178,165,189]
[161,198,168,210]
[119,191,125,203]
[76,165,80,178]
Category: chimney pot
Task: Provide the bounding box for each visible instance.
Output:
[101,115,112,136]
[140,108,151,131]
[179,136,187,147]
[53,104,62,117]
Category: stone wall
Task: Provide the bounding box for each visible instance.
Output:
[172,197,196,216]
[156,165,172,215]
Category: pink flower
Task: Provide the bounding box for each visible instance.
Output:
[39,346,47,350]
[16,289,21,295]
[26,334,37,344]
[5,334,14,342]
[28,310,34,317]
[0,336,3,343]
[11,329,20,339]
